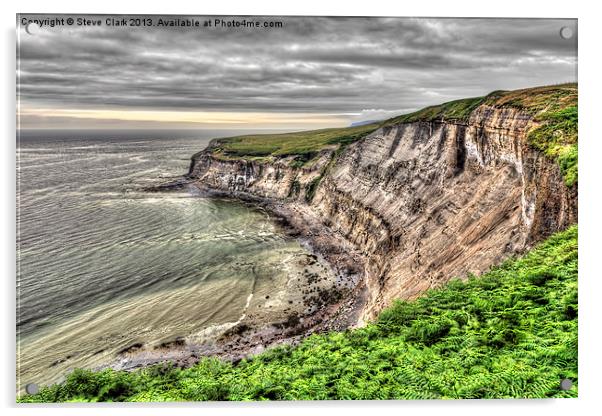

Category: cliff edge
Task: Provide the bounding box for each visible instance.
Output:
[188,84,578,321]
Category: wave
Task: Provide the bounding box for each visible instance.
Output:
[17,136,328,392]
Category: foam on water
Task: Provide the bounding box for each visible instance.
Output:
[17,132,328,391]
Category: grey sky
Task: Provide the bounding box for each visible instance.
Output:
[17,15,577,129]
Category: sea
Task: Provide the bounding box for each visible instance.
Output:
[16,129,325,390]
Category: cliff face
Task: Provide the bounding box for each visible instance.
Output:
[189,147,332,201]
[188,104,577,321]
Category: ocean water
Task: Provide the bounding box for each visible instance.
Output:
[16,130,328,390]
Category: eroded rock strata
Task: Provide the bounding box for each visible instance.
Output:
[188,105,577,324]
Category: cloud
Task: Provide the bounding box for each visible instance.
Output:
[17,15,577,128]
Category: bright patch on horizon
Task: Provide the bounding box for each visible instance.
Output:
[18,108,349,127]
[19,108,348,126]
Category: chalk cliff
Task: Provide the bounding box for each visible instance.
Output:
[188,99,577,322]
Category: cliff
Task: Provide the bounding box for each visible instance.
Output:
[188,84,578,321]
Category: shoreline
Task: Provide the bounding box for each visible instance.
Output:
[105,181,369,373]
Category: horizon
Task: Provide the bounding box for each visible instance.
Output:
[17,16,577,130]
[17,81,577,135]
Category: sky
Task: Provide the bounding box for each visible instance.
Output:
[17,15,577,130]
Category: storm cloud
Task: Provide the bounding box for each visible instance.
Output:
[17,15,577,128]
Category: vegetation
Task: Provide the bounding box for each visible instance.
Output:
[20,226,578,402]
[486,83,578,186]
[482,83,577,115]
[205,84,577,186]
[383,84,578,187]
[384,96,486,125]
[304,176,322,203]
[528,106,578,186]
[209,123,380,162]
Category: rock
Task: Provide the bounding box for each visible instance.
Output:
[188,104,577,323]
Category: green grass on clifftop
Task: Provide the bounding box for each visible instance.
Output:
[384,84,578,187]
[210,123,380,162]
[384,96,487,125]
[204,84,577,186]
[483,83,578,186]
[20,226,578,402]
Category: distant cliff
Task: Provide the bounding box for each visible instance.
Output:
[188,84,578,321]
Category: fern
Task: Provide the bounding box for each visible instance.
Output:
[20,226,578,402]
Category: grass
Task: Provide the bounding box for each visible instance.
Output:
[204,84,577,186]
[209,123,380,162]
[20,226,578,402]
[484,83,578,186]
[383,96,486,125]
[304,176,322,203]
[482,83,577,115]
[528,106,578,187]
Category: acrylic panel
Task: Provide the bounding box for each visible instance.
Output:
[16,14,578,402]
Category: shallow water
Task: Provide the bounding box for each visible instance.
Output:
[16,130,329,390]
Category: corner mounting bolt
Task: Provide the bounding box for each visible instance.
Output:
[560,378,573,391]
[559,27,574,40]
[25,383,39,395]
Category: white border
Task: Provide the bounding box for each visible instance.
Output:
[3,1,600,415]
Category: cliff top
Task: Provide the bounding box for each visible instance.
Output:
[383,83,578,185]
[206,122,380,162]
[204,83,577,185]
[384,83,577,125]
